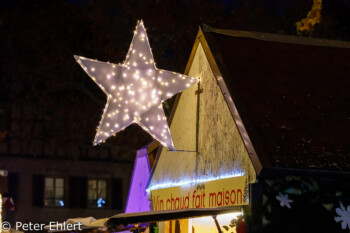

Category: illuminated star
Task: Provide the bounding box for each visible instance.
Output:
[74,20,197,150]
[276,192,293,209]
[335,202,350,230]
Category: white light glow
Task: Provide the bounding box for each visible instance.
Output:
[192,212,242,225]
[191,211,243,233]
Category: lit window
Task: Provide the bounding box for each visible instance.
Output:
[88,179,107,208]
[44,177,64,207]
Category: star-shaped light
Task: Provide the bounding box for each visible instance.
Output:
[74,20,197,150]
[335,202,350,230]
[276,192,293,209]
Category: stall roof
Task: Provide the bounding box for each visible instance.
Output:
[200,25,350,172]
[107,207,241,227]
[44,217,108,232]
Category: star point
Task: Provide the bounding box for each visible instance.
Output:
[74,20,197,149]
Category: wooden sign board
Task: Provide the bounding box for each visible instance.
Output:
[151,176,249,211]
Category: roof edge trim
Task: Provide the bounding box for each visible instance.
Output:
[202,24,350,49]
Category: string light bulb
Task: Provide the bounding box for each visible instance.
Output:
[74,20,197,150]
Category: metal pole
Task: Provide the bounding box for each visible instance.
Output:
[212,215,223,233]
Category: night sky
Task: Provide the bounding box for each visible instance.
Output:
[1,0,349,157]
